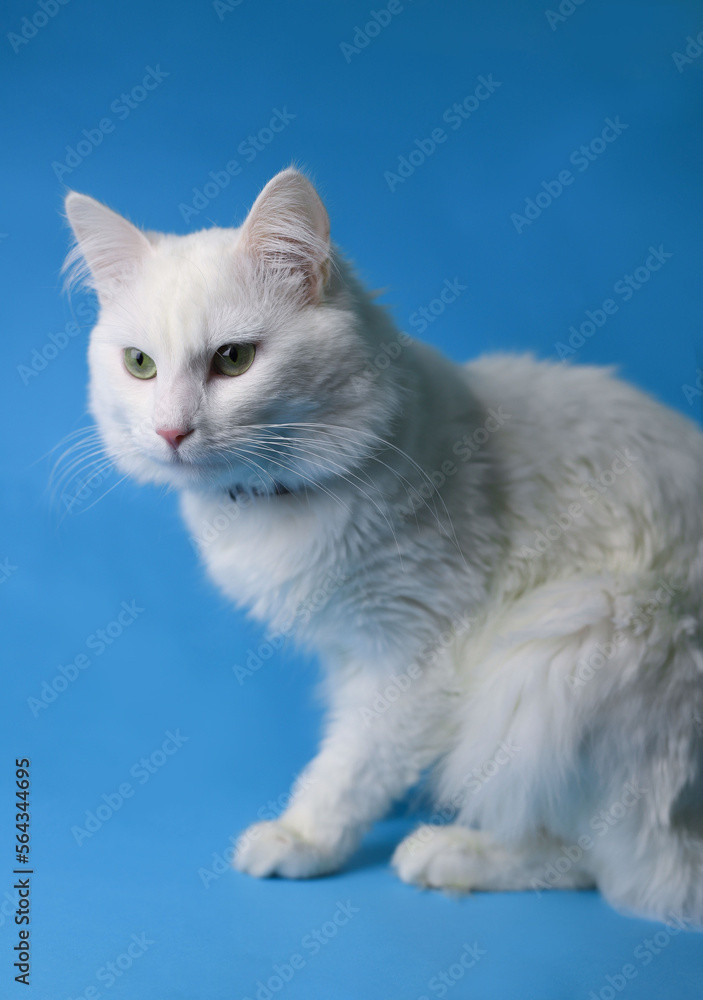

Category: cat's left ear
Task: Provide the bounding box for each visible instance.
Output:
[240,168,330,304]
[63,192,152,301]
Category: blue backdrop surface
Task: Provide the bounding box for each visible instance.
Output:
[1,1,703,997]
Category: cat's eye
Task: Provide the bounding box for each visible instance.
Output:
[124,348,157,380]
[213,343,256,377]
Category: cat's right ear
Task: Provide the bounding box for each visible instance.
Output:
[63,192,152,300]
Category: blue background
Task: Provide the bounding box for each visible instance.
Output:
[2,0,703,997]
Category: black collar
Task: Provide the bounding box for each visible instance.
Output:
[228,481,292,502]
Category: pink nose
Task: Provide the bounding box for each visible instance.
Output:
[156,427,193,450]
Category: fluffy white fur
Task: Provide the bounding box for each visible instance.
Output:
[64,169,703,924]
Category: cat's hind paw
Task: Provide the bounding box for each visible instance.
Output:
[392,824,490,891]
[233,819,341,879]
[392,824,595,893]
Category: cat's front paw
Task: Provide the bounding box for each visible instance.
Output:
[233,819,342,879]
[392,824,489,891]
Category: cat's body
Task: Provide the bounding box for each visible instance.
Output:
[65,169,703,924]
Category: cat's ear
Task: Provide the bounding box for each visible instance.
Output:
[63,192,152,300]
[240,168,330,304]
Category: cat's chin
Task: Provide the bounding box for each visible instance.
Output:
[117,450,300,498]
[103,449,212,492]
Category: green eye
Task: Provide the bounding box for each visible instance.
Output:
[124,348,157,380]
[213,343,256,377]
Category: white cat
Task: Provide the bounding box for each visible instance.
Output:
[64,168,703,924]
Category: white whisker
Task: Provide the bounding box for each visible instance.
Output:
[231,420,466,564]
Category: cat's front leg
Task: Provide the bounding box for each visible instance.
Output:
[233,664,445,878]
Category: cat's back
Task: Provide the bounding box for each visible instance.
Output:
[465,353,699,453]
[462,353,703,580]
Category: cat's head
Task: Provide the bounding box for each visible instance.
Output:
[64,168,400,498]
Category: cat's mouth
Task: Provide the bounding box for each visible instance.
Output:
[153,448,303,498]
[143,433,319,499]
